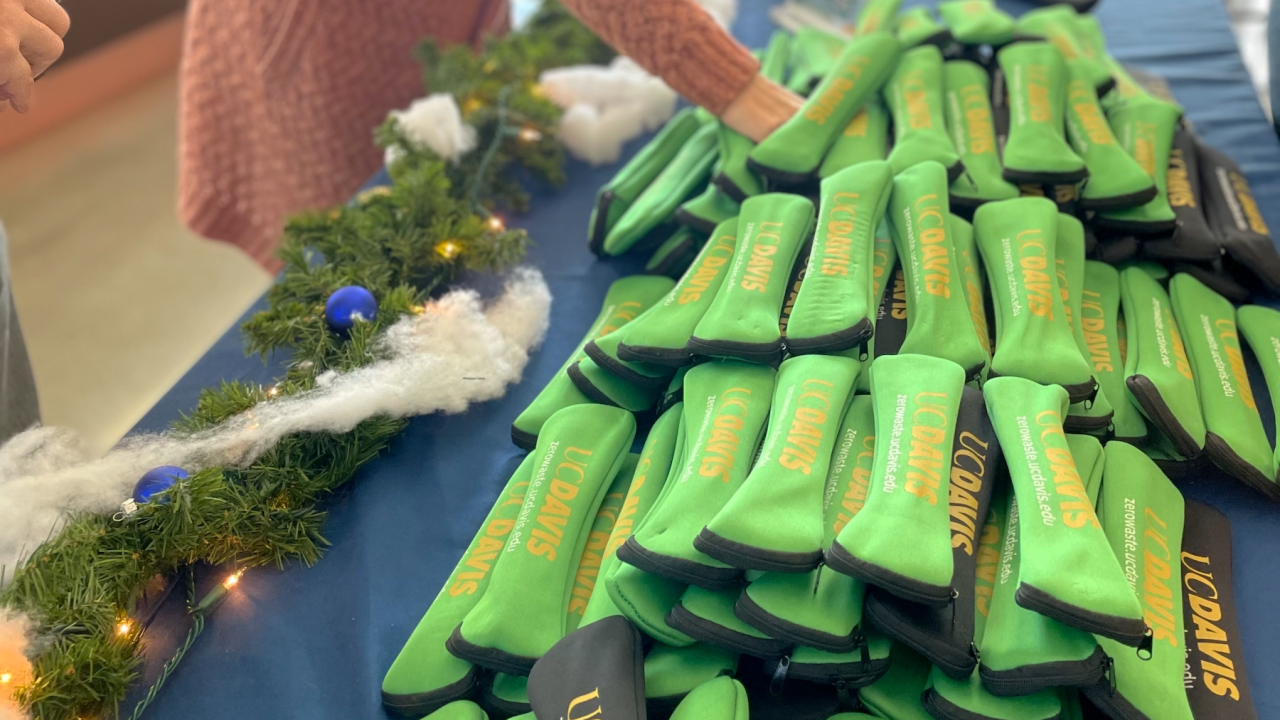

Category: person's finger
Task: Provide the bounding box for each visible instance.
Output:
[0,45,33,112]
[20,16,62,77]
[24,0,70,37]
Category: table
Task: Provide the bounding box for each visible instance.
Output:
[128,2,1280,718]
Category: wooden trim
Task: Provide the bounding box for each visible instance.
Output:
[0,11,185,154]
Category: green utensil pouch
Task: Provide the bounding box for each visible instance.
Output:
[604,121,719,256]
[945,60,1020,212]
[784,632,894,687]
[856,0,903,35]
[751,33,904,184]
[897,7,952,47]
[921,490,1064,720]
[1094,97,1181,237]
[585,278,680,392]
[382,455,536,716]
[787,161,895,354]
[1015,7,1112,93]
[857,643,936,720]
[689,194,815,364]
[996,41,1086,185]
[978,490,1106,697]
[1238,304,1280,483]
[1171,274,1280,499]
[1118,266,1205,457]
[618,361,775,589]
[715,121,765,202]
[1198,137,1280,294]
[786,27,848,94]
[819,100,891,179]
[567,461,636,633]
[973,198,1097,401]
[608,561,695,647]
[423,700,489,720]
[1081,262,1147,442]
[669,676,750,720]
[859,227,905,393]
[675,185,739,236]
[1139,126,1221,262]
[481,674,529,717]
[982,377,1146,645]
[667,585,792,658]
[828,353,967,606]
[884,46,964,178]
[862,386,999,679]
[589,108,704,254]
[1065,61,1156,212]
[580,407,682,627]
[569,356,661,413]
[620,219,739,367]
[1069,434,1105,508]
[645,642,740,715]
[953,215,994,360]
[647,227,707,279]
[1056,215,1114,432]
[1180,500,1261,720]
[1082,442,1194,720]
[449,405,637,674]
[939,0,1016,46]
[513,275,673,449]
[734,394,876,652]
[701,354,861,571]
[889,161,989,379]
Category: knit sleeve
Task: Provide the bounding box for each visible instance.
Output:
[558,0,761,114]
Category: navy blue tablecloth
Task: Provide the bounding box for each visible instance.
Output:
[130,2,1280,719]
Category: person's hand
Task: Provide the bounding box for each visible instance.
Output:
[0,0,69,113]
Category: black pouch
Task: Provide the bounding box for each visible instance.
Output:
[1140,126,1221,263]
[527,616,646,720]
[861,386,1000,680]
[1197,136,1280,294]
[1180,500,1260,720]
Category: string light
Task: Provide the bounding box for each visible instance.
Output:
[223,570,244,589]
[1,672,12,684]
[355,186,392,204]
[434,239,463,260]
[265,384,282,399]
[463,97,483,115]
[117,621,132,637]
[486,216,506,232]
[517,126,542,143]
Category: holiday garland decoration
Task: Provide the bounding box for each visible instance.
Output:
[0,5,612,720]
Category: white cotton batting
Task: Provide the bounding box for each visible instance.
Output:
[0,612,31,720]
[384,93,478,165]
[540,60,677,166]
[0,269,552,572]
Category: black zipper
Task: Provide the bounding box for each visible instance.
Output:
[1124,376,1202,458]
[1015,584,1148,646]
[979,646,1108,696]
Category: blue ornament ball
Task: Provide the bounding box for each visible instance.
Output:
[325,285,379,331]
[133,465,189,504]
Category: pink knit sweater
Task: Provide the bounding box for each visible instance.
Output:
[178,0,509,270]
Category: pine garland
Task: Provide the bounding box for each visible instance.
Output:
[0,5,611,719]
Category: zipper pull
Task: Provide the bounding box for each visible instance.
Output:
[769,655,791,695]
[1103,655,1117,695]
[858,338,870,362]
[948,587,960,629]
[1136,625,1154,661]
[855,630,871,670]
[970,641,981,665]
[836,680,855,712]
[1084,379,1099,409]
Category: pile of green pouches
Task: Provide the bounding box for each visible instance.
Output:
[383,5,1280,720]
